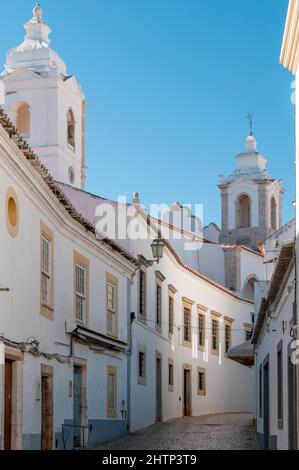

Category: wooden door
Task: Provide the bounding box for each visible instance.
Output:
[4,360,12,450]
[73,366,82,448]
[263,361,270,450]
[184,369,191,417]
[41,374,53,450]
[156,358,162,423]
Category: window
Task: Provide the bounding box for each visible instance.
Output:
[6,188,19,238]
[67,108,75,148]
[237,194,251,229]
[16,102,30,138]
[74,252,89,325]
[41,235,51,307]
[156,284,162,331]
[197,367,206,396]
[40,222,54,319]
[106,273,118,337]
[211,317,219,354]
[168,359,174,392]
[68,166,75,185]
[107,365,117,418]
[138,270,146,320]
[245,329,253,341]
[198,313,205,349]
[271,197,277,231]
[225,323,232,354]
[139,352,146,380]
[277,342,283,429]
[259,365,263,418]
[184,307,191,344]
[75,264,86,323]
[168,296,174,336]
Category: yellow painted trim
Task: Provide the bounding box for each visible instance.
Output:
[106,365,117,418]
[224,315,234,323]
[40,221,55,320]
[41,364,54,376]
[168,284,177,294]
[211,310,222,319]
[197,303,208,313]
[182,297,195,306]
[6,187,19,238]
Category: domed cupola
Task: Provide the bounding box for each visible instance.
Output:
[2,4,66,77]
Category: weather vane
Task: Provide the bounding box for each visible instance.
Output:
[245,112,254,135]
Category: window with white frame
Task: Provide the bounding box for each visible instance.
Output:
[156,283,162,330]
[168,359,174,392]
[138,270,146,319]
[107,274,118,337]
[198,313,205,349]
[41,234,51,308]
[75,263,86,323]
[168,295,174,336]
[107,365,117,418]
[197,367,206,396]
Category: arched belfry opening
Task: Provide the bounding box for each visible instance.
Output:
[67,108,75,149]
[16,102,30,138]
[237,194,251,229]
[271,197,277,231]
[242,276,257,301]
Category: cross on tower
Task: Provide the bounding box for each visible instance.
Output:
[245,112,254,135]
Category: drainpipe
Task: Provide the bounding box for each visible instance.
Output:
[126,278,133,433]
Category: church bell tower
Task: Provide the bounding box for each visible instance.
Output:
[0,5,86,189]
[219,131,284,251]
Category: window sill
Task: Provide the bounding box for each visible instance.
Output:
[198,345,205,352]
[137,378,146,386]
[106,411,117,419]
[183,341,192,348]
[197,390,206,397]
[211,349,220,356]
[168,385,174,393]
[40,304,54,320]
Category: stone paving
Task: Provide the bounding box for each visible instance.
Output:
[94,413,258,450]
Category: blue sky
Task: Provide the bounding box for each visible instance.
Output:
[0,0,295,225]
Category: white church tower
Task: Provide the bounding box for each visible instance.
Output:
[0,5,86,189]
[219,131,284,250]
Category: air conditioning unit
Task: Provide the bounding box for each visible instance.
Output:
[65,321,77,334]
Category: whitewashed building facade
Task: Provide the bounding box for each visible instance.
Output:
[0,5,292,449]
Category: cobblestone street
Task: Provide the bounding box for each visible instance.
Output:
[95,413,257,450]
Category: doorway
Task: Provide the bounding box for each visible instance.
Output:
[263,359,270,450]
[4,360,13,450]
[288,345,297,449]
[183,367,192,417]
[73,365,83,447]
[156,356,162,423]
[41,366,53,450]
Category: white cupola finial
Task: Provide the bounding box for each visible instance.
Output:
[33,4,43,22]
[245,133,257,153]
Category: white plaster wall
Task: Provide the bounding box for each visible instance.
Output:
[129,218,254,432]
[255,268,295,450]
[240,249,266,295]
[2,74,83,188]
[0,128,132,447]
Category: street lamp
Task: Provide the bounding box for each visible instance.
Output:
[150,239,164,264]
